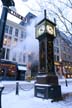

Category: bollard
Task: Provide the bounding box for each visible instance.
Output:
[16,82,19,95]
[65,79,68,87]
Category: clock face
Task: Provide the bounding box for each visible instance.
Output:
[46,25,54,35]
[38,25,45,36]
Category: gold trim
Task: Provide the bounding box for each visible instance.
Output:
[54,62,60,65]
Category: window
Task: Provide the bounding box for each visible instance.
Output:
[63,54,66,59]
[12,53,16,61]
[54,39,59,46]
[23,32,26,38]
[57,55,59,61]
[56,39,59,45]
[13,38,18,46]
[9,26,13,35]
[3,36,7,46]
[23,54,25,63]
[1,48,5,59]
[54,55,59,61]
[54,47,56,53]
[3,36,12,46]
[5,25,13,35]
[68,55,71,59]
[7,37,12,46]
[5,25,9,33]
[54,47,59,53]
[19,53,22,62]
[6,48,10,60]
[21,31,24,38]
[63,47,66,51]
[57,48,59,53]
[28,54,32,62]
[21,31,26,39]
[15,28,19,37]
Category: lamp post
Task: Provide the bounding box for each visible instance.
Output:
[0,1,15,108]
[0,0,15,56]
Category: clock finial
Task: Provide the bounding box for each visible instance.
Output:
[44,9,46,19]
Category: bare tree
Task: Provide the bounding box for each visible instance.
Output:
[25,0,72,37]
[47,0,72,36]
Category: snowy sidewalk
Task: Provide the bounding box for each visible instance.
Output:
[1,83,72,108]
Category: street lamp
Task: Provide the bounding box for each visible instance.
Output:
[1,0,15,6]
[0,1,15,106]
[0,0,15,57]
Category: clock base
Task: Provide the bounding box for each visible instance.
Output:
[34,72,62,100]
[36,72,58,85]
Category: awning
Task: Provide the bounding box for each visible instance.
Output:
[18,65,27,71]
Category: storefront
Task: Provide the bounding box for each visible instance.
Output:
[0,60,27,80]
[54,61,72,78]
[0,60,17,80]
[62,61,72,78]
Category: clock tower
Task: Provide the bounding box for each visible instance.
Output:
[34,10,62,100]
[35,10,57,83]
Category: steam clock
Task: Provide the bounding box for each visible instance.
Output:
[34,10,62,100]
[35,10,58,84]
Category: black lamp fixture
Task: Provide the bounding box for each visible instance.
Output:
[1,0,15,7]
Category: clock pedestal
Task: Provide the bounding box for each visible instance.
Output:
[34,10,62,101]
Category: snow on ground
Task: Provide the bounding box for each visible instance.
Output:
[1,80,72,108]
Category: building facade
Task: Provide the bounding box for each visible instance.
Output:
[2,19,27,64]
[54,29,72,78]
[0,15,39,79]
[0,19,28,80]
